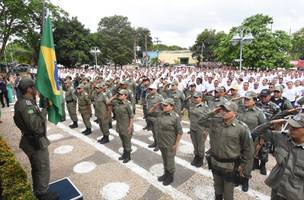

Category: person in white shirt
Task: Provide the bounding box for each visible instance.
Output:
[283,81,299,104]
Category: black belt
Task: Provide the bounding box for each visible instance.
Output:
[212,155,240,163]
[66,100,74,103]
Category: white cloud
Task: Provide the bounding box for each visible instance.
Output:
[51,0,304,47]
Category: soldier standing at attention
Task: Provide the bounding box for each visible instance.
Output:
[64,80,78,129]
[94,83,111,144]
[154,98,183,186]
[199,101,254,200]
[76,84,92,135]
[189,92,210,167]
[14,78,59,200]
[167,80,185,116]
[252,113,304,200]
[147,84,164,151]
[237,91,266,192]
[110,89,134,163]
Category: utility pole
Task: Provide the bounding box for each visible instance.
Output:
[201,42,205,63]
[133,38,137,64]
[154,37,161,66]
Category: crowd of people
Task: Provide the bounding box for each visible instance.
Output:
[11,66,304,200]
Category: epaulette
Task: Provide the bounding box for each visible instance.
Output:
[25,100,32,106]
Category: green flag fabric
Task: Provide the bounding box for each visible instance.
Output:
[36,16,62,124]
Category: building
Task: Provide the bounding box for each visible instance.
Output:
[147,50,197,65]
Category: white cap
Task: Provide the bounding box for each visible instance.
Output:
[149,84,158,90]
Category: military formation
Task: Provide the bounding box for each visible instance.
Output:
[13,67,304,200]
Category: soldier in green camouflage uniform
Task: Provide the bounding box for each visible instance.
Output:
[94,83,111,144]
[147,84,164,151]
[252,113,304,200]
[64,80,78,128]
[205,86,228,109]
[110,89,134,163]
[189,92,210,167]
[155,98,183,186]
[256,89,280,175]
[166,80,185,116]
[76,84,92,135]
[199,101,254,200]
[237,91,266,192]
[14,78,58,200]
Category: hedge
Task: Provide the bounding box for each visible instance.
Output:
[0,136,36,200]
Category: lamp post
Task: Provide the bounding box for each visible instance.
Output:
[90,47,101,68]
[231,28,254,72]
[154,37,161,66]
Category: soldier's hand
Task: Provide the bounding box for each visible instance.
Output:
[288,107,302,113]
[271,119,286,125]
[127,126,133,135]
[213,107,222,113]
[238,166,245,177]
[172,144,178,153]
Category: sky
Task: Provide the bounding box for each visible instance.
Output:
[51,0,304,48]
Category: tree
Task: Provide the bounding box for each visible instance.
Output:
[214,14,292,69]
[135,27,153,57]
[191,29,226,64]
[96,15,135,67]
[291,28,304,60]
[53,17,92,66]
[0,0,29,60]
[150,44,186,51]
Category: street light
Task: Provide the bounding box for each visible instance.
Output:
[231,28,254,72]
[90,47,101,68]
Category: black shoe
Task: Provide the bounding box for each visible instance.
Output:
[69,121,78,129]
[119,151,126,160]
[123,152,131,163]
[84,128,92,135]
[195,157,204,167]
[143,126,148,130]
[36,192,59,200]
[191,155,199,166]
[163,172,174,186]
[241,178,249,192]
[158,171,168,182]
[94,119,98,123]
[148,143,156,148]
[260,161,267,175]
[98,136,109,144]
[109,123,113,128]
[81,129,86,133]
[153,146,159,151]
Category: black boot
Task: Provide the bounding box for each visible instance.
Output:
[195,156,204,167]
[148,142,156,148]
[119,151,126,160]
[69,121,78,129]
[36,191,59,200]
[241,177,249,192]
[163,172,174,186]
[84,128,92,135]
[123,151,131,163]
[143,126,148,130]
[98,136,109,144]
[215,194,223,200]
[153,146,159,152]
[109,122,112,128]
[252,158,260,170]
[260,160,267,175]
[158,170,168,182]
[191,155,199,166]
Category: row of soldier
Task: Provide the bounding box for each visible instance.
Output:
[61,74,303,200]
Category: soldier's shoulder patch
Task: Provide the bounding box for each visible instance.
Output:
[25,100,32,106]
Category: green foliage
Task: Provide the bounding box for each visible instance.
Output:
[0,136,36,200]
[53,17,92,66]
[96,15,135,66]
[214,14,292,69]
[191,29,226,63]
[291,28,304,60]
[151,44,186,51]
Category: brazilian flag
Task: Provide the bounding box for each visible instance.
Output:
[36,16,62,124]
